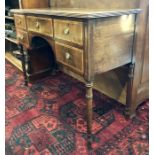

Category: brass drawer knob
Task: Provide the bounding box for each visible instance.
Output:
[65,52,70,60]
[64,28,70,35]
[35,22,40,29]
[17,35,24,40]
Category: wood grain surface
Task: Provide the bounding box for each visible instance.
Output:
[11,8,141,19]
[14,14,27,30]
[16,29,29,47]
[55,42,84,74]
[92,14,135,73]
[54,19,83,46]
[26,16,53,37]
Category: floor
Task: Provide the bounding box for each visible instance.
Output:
[5,61,149,155]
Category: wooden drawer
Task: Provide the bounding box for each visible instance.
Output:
[54,19,83,46]
[55,42,84,74]
[16,29,29,47]
[14,14,26,30]
[26,16,53,37]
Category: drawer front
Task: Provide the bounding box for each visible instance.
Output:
[26,16,53,37]
[16,29,29,47]
[54,19,83,46]
[55,42,84,74]
[14,14,26,30]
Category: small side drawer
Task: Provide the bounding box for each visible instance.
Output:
[16,29,29,47]
[55,42,84,74]
[26,16,53,37]
[14,14,26,30]
[54,19,83,46]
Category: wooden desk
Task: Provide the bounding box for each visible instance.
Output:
[11,8,141,142]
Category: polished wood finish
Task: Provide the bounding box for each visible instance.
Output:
[125,0,149,116]
[18,44,28,86]
[55,42,84,74]
[11,8,141,138]
[26,16,53,37]
[141,21,149,84]
[11,8,141,19]
[14,14,27,30]
[86,82,93,148]
[11,0,149,141]
[83,20,94,82]
[54,19,83,46]
[92,14,135,74]
[20,0,49,9]
[16,29,29,47]
[136,20,149,104]
[125,64,135,117]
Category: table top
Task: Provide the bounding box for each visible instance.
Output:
[11,8,141,19]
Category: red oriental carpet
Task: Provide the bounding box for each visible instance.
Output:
[5,61,149,155]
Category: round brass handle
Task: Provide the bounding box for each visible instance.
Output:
[65,52,70,60]
[35,22,40,29]
[64,28,70,35]
[18,35,24,40]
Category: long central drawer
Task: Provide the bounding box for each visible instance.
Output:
[26,16,53,37]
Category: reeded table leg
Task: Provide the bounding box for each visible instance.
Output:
[85,81,93,149]
[19,44,28,86]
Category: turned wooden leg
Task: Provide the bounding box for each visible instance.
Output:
[25,50,33,75]
[19,45,28,86]
[125,63,136,118]
[85,82,93,149]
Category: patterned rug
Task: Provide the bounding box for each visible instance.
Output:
[5,61,149,155]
